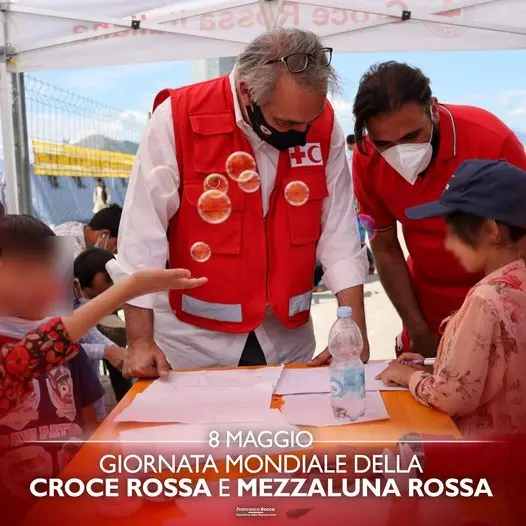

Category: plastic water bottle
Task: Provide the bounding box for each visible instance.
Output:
[328,306,366,421]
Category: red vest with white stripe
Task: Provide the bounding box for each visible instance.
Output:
[153,75,334,333]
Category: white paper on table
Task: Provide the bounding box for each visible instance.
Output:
[115,384,275,424]
[274,362,407,395]
[281,391,389,427]
[142,366,283,398]
[365,361,407,392]
[118,410,301,460]
[274,367,330,395]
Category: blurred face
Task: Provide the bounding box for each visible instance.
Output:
[0,254,58,319]
[347,143,355,152]
[241,74,326,133]
[444,221,498,273]
[367,100,439,154]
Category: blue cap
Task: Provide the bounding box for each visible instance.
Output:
[405,159,526,228]
[337,306,352,318]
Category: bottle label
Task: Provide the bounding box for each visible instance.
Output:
[330,369,365,399]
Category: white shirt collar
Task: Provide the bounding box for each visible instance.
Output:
[228,68,244,128]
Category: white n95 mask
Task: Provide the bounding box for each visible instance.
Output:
[381,126,434,185]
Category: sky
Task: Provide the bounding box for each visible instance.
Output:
[32,49,526,140]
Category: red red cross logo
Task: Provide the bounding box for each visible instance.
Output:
[289,143,323,168]
[290,146,307,165]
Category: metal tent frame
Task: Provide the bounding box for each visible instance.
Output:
[0,0,524,213]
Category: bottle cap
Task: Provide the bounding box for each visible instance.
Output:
[336,306,352,318]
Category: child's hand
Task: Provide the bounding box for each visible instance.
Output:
[131,269,207,296]
[397,352,425,363]
[375,363,415,387]
[63,269,207,345]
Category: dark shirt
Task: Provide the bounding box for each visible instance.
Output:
[0,318,104,524]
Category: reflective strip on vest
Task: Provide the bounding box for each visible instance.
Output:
[288,291,313,317]
[181,295,242,323]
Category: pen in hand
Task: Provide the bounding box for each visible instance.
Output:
[405,358,436,366]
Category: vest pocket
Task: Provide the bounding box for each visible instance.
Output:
[191,112,235,175]
[286,172,329,246]
[183,182,245,255]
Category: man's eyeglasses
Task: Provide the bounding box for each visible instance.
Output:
[265,47,333,74]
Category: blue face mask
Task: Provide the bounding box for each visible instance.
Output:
[73,280,89,307]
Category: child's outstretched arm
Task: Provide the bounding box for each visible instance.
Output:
[0,269,206,417]
[62,268,206,342]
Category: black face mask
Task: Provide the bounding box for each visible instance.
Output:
[246,103,309,151]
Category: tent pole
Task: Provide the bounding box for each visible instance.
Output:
[0,60,20,214]
[12,72,32,214]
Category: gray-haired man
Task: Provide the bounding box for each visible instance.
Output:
[115,28,369,377]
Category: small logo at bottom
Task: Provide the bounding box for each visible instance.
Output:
[235,506,277,518]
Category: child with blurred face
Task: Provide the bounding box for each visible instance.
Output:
[377,160,526,437]
[0,214,207,414]
[0,214,207,525]
[0,216,60,320]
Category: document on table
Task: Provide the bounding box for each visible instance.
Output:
[118,410,301,459]
[115,383,275,424]
[281,391,389,426]
[274,362,407,395]
[274,367,330,395]
[142,366,283,398]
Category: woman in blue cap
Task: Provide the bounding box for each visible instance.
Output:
[377,159,526,437]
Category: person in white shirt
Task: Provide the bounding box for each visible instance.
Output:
[54,207,127,412]
[53,204,122,257]
[115,28,369,376]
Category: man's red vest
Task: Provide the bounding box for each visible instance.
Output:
[153,75,334,334]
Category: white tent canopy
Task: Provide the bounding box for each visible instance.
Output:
[3,0,526,71]
[1,0,526,211]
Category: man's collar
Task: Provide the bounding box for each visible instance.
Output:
[229,68,245,128]
[434,104,458,164]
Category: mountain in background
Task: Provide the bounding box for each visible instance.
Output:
[72,130,526,155]
[74,134,139,155]
[1,128,525,180]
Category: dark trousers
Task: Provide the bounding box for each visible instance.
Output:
[103,359,132,402]
[314,260,324,287]
[238,331,267,366]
